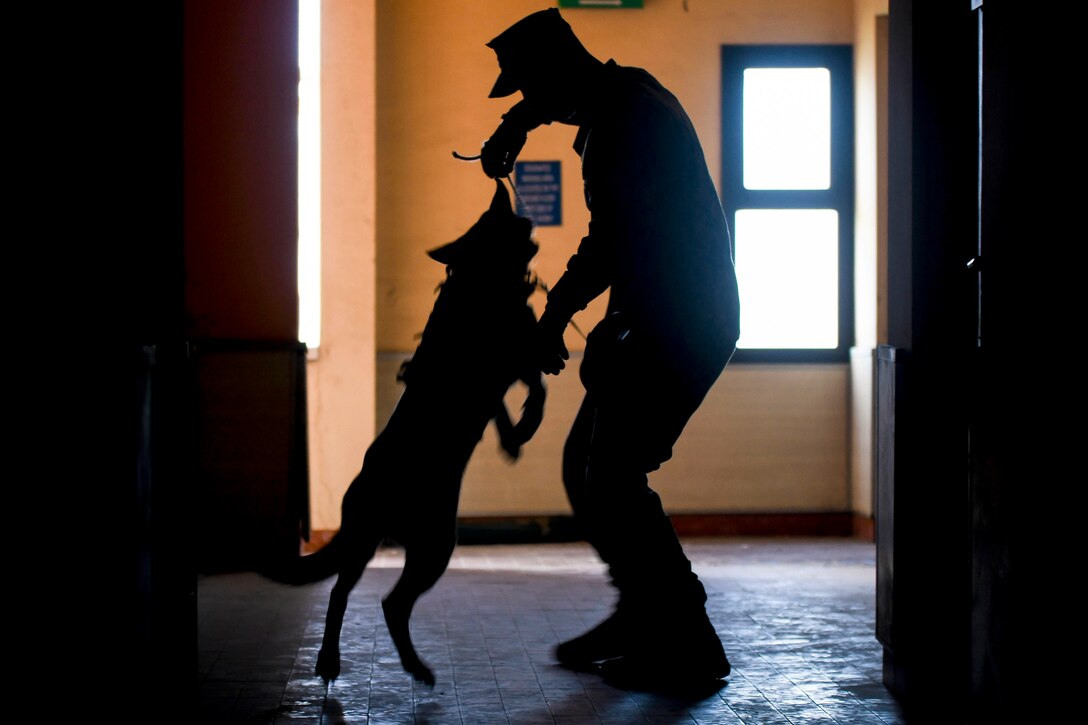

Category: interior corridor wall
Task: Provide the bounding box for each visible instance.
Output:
[306,0,378,530]
[334,0,861,522]
[850,0,890,523]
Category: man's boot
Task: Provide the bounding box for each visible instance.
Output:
[598,606,730,692]
[555,605,632,669]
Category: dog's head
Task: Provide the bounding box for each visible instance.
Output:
[427,179,538,275]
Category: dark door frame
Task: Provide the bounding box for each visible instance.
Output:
[882,2,1065,721]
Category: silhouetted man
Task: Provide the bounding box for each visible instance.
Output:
[481,9,740,690]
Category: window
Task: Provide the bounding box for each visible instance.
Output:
[721,45,854,362]
[298,0,321,351]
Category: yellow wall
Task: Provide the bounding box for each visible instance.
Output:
[375,0,855,353]
[311,0,883,527]
[849,0,889,519]
[306,0,377,530]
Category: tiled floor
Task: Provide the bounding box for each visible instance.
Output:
[198,538,907,724]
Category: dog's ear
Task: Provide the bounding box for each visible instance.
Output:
[427,238,463,265]
[427,180,519,265]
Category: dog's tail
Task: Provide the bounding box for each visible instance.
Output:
[259,533,343,586]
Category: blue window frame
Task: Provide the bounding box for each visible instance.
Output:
[721,45,854,363]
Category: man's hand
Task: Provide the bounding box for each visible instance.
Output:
[481,100,548,179]
[481,118,527,179]
[535,312,570,375]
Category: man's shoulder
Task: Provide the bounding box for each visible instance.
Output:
[598,60,685,125]
[605,59,664,93]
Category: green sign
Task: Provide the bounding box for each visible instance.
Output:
[558,0,644,8]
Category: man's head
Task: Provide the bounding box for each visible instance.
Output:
[486,9,601,122]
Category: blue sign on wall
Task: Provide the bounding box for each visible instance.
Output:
[514,161,561,227]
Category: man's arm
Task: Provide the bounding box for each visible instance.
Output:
[480,100,550,179]
[534,220,613,375]
[535,115,631,373]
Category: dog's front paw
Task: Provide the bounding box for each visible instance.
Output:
[316,646,341,682]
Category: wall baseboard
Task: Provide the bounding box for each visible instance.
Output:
[852,513,876,542]
[301,512,871,553]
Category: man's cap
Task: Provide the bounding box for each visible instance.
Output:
[486,9,581,98]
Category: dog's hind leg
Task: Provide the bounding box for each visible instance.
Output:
[382,534,456,687]
[316,534,380,683]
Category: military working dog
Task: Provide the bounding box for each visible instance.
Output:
[263,179,546,686]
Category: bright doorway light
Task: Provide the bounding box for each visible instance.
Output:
[298,0,321,350]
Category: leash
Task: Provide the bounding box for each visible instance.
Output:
[453,150,588,342]
[451,150,529,213]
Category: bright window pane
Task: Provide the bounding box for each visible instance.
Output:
[743,68,831,190]
[298,0,321,349]
[735,209,838,349]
